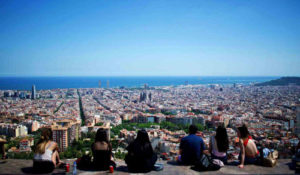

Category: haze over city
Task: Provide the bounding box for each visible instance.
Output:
[0,0,300,77]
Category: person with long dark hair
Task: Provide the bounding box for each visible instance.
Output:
[209,125,229,164]
[237,124,259,168]
[33,128,62,173]
[125,129,157,173]
[91,128,116,170]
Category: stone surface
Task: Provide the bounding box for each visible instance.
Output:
[0,159,295,174]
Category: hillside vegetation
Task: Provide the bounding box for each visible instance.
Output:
[255,77,300,86]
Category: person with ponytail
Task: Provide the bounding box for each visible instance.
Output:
[33,128,62,173]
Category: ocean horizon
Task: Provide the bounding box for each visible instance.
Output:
[0,76,279,90]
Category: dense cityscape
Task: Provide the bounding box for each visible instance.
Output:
[1,82,300,161]
[1,0,299,173]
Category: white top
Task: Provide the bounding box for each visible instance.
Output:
[34,141,54,161]
[211,136,226,157]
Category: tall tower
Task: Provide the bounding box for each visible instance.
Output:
[144,84,148,90]
[107,80,109,88]
[148,92,152,102]
[98,80,101,88]
[31,85,36,100]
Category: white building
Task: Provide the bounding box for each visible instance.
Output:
[16,125,28,137]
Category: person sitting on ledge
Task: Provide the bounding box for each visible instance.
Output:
[91,128,116,170]
[209,125,229,164]
[178,125,207,165]
[237,124,259,168]
[0,136,7,159]
[33,128,63,173]
[125,129,157,173]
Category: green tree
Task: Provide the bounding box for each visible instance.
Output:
[111,140,119,149]
[115,150,126,159]
[95,122,103,126]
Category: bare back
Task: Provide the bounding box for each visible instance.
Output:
[93,141,109,151]
[240,138,258,157]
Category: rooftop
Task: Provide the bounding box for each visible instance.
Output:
[0,159,295,175]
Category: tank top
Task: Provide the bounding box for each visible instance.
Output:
[34,141,54,161]
[211,136,226,157]
[243,136,259,156]
[243,135,252,147]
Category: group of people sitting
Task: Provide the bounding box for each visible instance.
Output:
[179,124,260,169]
[32,124,260,173]
[32,127,157,173]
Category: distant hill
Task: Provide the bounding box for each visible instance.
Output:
[255,77,300,86]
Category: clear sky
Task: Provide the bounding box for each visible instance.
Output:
[0,0,299,76]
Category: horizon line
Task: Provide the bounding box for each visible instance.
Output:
[0,75,292,78]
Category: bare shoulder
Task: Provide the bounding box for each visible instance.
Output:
[50,141,58,150]
[239,138,244,145]
[248,139,256,146]
[94,141,108,150]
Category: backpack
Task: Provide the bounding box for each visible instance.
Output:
[263,150,278,167]
[77,155,92,170]
[193,154,221,171]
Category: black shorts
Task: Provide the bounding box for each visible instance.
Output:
[33,160,55,173]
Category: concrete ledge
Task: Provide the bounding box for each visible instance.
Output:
[0,159,295,174]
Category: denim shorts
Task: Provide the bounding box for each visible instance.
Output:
[238,153,259,165]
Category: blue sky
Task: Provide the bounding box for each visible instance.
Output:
[0,0,299,76]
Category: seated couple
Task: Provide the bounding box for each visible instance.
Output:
[33,128,116,173]
[89,128,159,173]
[178,124,259,169]
[80,128,158,173]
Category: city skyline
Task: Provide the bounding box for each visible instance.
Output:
[0,0,300,77]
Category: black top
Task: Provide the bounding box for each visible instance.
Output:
[92,142,112,170]
[125,141,157,173]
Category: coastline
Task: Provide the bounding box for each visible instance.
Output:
[0,76,278,90]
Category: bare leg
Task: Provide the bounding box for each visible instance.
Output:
[52,150,61,167]
[55,150,61,164]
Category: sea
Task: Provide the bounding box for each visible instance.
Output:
[0,76,279,90]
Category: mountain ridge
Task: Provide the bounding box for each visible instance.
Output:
[255,77,300,86]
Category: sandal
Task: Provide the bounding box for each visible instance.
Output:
[58,162,66,169]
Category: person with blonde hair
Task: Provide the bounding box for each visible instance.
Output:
[33,128,63,173]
